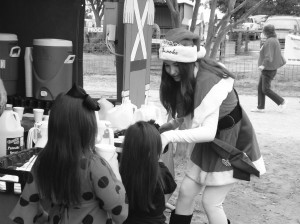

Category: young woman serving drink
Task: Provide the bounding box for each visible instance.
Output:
[158,28,266,224]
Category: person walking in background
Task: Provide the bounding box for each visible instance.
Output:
[120,121,177,224]
[9,84,128,224]
[158,28,266,224]
[251,24,287,113]
[0,78,7,115]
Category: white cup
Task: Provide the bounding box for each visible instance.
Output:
[33,108,44,123]
[118,136,125,141]
[95,143,116,161]
[13,107,25,120]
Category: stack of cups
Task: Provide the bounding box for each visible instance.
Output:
[12,106,24,121]
[33,108,44,123]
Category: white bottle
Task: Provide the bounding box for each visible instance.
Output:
[100,123,114,145]
[35,116,49,148]
[0,105,24,157]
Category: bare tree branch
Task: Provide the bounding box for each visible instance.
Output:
[215,0,237,32]
[165,0,176,14]
[234,0,267,27]
[207,0,267,59]
[205,0,218,55]
[165,0,180,28]
[190,0,201,32]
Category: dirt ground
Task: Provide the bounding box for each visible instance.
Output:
[154,93,300,224]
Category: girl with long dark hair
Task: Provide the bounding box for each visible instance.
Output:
[158,28,266,224]
[120,121,177,224]
[10,85,128,224]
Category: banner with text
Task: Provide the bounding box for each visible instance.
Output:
[284,34,300,65]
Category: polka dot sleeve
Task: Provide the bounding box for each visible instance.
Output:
[9,172,48,224]
[90,156,128,224]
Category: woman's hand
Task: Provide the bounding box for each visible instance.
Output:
[161,133,170,153]
[258,65,265,71]
[159,122,175,134]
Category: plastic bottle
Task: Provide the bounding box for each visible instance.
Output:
[101,123,114,145]
[0,105,24,157]
[95,111,114,145]
[97,98,114,120]
[105,99,137,130]
[34,115,49,148]
[133,102,164,125]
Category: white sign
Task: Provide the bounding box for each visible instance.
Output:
[152,39,163,44]
[284,34,300,65]
[177,0,195,6]
[87,27,103,33]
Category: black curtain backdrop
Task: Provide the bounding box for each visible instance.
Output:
[0,0,85,96]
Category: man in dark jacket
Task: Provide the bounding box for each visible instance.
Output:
[251,24,287,113]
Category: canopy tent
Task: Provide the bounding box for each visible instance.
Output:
[0,0,85,96]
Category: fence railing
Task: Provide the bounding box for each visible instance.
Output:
[83,34,300,97]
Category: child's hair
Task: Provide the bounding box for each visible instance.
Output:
[33,93,97,205]
[120,121,164,212]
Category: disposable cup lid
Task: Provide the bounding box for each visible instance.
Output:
[0,33,18,41]
[33,39,72,47]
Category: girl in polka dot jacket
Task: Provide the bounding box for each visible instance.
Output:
[9,85,128,224]
[120,121,177,224]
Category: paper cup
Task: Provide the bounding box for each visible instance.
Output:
[118,136,125,141]
[13,107,24,120]
[33,108,44,123]
[95,144,116,161]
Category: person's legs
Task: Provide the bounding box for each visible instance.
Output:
[202,184,234,224]
[257,73,265,109]
[175,175,203,215]
[261,70,284,105]
[169,165,203,224]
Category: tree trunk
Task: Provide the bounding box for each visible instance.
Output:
[165,0,181,28]
[190,0,201,32]
[205,0,217,56]
[209,0,235,58]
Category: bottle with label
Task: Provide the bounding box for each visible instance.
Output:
[100,122,114,145]
[0,105,24,157]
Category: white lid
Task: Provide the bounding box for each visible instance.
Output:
[33,39,72,47]
[5,104,13,110]
[0,33,18,41]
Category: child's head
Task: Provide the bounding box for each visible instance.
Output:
[47,87,98,153]
[34,84,100,205]
[121,121,162,163]
[120,121,162,211]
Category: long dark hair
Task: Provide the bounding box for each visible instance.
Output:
[120,121,164,212]
[33,94,97,205]
[160,57,235,118]
[160,62,195,118]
